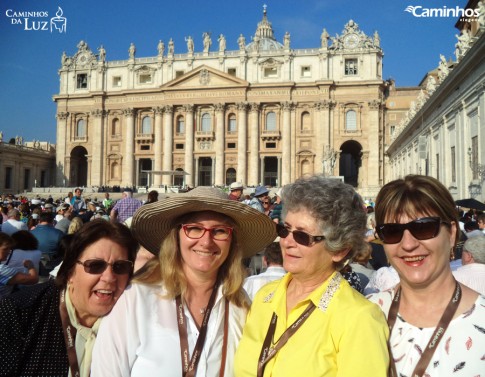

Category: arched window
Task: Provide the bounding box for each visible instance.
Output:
[111,118,120,136]
[226,168,236,185]
[201,113,211,132]
[176,116,185,134]
[266,111,276,131]
[228,114,236,132]
[141,116,152,134]
[76,119,86,137]
[301,112,311,131]
[345,110,357,131]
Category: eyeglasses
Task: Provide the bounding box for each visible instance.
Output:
[276,223,325,246]
[262,201,270,204]
[181,224,233,241]
[76,259,133,275]
[376,217,450,244]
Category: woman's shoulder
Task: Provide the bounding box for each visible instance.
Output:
[0,281,60,317]
[366,289,395,314]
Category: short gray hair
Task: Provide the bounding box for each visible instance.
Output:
[281,175,367,270]
[464,236,485,264]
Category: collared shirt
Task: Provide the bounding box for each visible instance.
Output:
[243,266,286,300]
[234,272,389,377]
[91,283,248,377]
[248,198,263,213]
[368,290,485,377]
[111,197,142,223]
[453,263,485,295]
[1,219,28,235]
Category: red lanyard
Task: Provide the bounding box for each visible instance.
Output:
[387,282,462,377]
[59,289,81,377]
[175,284,228,377]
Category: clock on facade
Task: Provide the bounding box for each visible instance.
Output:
[343,33,359,49]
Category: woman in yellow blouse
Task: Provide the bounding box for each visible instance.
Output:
[235,175,389,377]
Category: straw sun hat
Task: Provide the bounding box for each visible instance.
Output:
[131,187,277,257]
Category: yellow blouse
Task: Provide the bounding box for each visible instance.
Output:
[234,272,389,377]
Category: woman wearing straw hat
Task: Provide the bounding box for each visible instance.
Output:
[91,187,277,377]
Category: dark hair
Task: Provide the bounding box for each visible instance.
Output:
[0,232,14,249]
[56,219,139,286]
[39,211,55,223]
[57,234,75,261]
[11,231,38,250]
[264,242,283,265]
[464,221,479,232]
[375,175,460,247]
[147,190,159,203]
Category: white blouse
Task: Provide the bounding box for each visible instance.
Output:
[91,282,247,377]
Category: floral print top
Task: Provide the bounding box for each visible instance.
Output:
[368,289,485,377]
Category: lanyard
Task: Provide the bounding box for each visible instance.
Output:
[257,302,316,377]
[176,284,227,377]
[59,289,81,377]
[387,281,462,377]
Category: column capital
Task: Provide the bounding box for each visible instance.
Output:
[281,101,295,111]
[122,108,135,117]
[214,103,225,112]
[236,102,248,111]
[249,102,260,112]
[56,112,69,120]
[91,109,106,118]
[183,104,194,113]
[154,106,164,115]
[163,105,173,114]
[368,99,382,110]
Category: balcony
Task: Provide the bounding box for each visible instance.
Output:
[261,130,281,141]
[73,136,87,142]
[135,133,154,143]
[195,131,215,141]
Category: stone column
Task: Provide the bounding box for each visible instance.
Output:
[184,104,195,187]
[153,107,163,187]
[91,109,105,186]
[367,100,381,193]
[194,155,199,187]
[281,102,292,185]
[236,102,248,184]
[64,157,71,186]
[211,157,216,186]
[214,103,225,186]
[123,108,136,187]
[248,103,260,186]
[55,112,69,186]
[260,157,264,185]
[162,105,174,186]
[277,156,282,187]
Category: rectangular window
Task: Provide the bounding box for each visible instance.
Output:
[175,143,184,150]
[266,142,276,149]
[344,59,358,75]
[112,76,122,87]
[76,73,88,89]
[175,70,184,78]
[471,136,478,180]
[301,66,311,77]
[264,67,278,78]
[227,68,236,76]
[451,146,456,182]
[140,145,150,151]
[5,167,12,189]
[139,74,152,84]
[390,125,395,136]
[227,142,236,149]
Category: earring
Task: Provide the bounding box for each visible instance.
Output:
[449,247,455,261]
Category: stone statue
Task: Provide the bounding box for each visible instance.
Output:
[61,51,67,66]
[129,43,136,59]
[238,34,246,51]
[98,45,106,62]
[408,101,417,118]
[417,89,427,109]
[455,29,471,60]
[77,40,88,51]
[284,32,291,49]
[252,35,260,52]
[438,54,449,81]
[168,38,174,55]
[320,28,329,48]
[426,75,437,94]
[202,32,211,53]
[218,34,226,53]
[185,36,194,53]
[323,145,337,176]
[373,31,380,48]
[157,40,165,57]
[0,131,3,142]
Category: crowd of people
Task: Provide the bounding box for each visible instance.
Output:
[0,175,483,376]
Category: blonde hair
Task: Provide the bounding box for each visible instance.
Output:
[67,217,84,234]
[135,225,249,309]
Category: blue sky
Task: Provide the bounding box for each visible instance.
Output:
[0,0,464,144]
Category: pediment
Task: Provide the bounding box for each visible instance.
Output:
[162,65,249,89]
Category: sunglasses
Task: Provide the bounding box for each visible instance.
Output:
[76,259,133,275]
[181,224,233,241]
[376,217,450,244]
[276,223,325,246]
